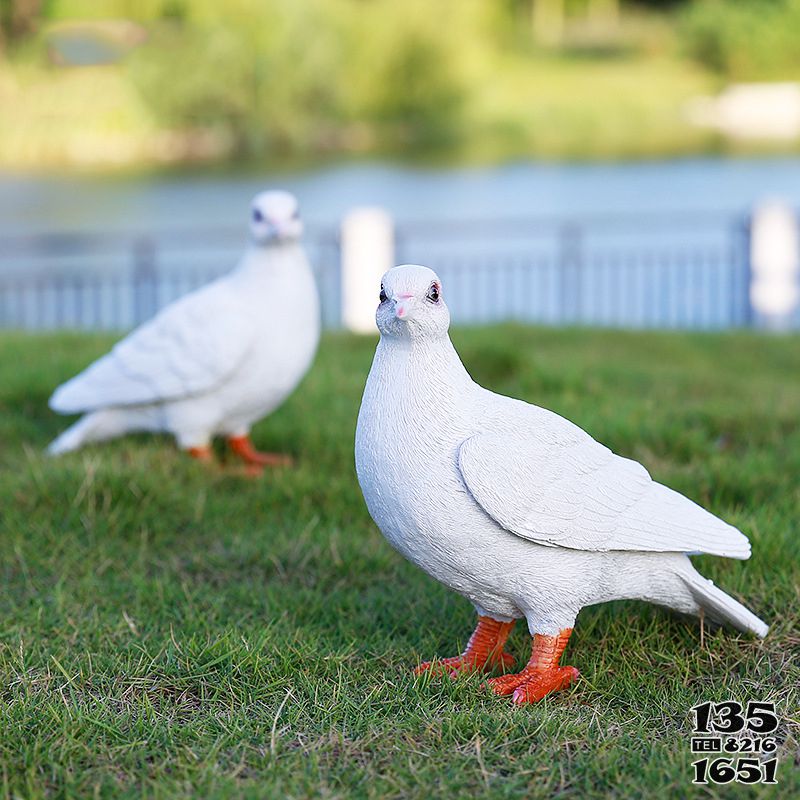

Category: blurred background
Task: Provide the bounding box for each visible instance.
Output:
[1,0,800,331]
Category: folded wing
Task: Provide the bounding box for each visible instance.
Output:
[458,430,751,559]
[50,278,255,413]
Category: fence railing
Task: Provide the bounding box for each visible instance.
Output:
[394,212,755,330]
[0,210,796,332]
[0,226,342,331]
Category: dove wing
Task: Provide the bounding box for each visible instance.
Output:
[50,277,256,413]
[457,427,751,559]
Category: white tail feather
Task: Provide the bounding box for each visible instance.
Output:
[678,570,768,638]
[47,416,94,455]
[47,409,133,456]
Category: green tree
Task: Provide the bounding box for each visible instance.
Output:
[0,0,49,48]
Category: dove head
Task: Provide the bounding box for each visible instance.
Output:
[377,264,450,340]
[249,190,303,245]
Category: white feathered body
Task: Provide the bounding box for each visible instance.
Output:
[356,334,768,638]
[49,243,319,452]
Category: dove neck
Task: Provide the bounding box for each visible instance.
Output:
[376,332,474,399]
[237,241,306,280]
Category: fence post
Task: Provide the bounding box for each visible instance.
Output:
[559,222,582,324]
[748,200,800,331]
[341,208,394,334]
[736,215,752,327]
[132,237,157,326]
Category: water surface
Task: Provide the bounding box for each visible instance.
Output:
[2,157,800,237]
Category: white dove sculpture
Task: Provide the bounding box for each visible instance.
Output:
[48,190,319,470]
[355,264,768,706]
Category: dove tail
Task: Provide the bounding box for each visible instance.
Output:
[47,409,132,456]
[677,565,768,638]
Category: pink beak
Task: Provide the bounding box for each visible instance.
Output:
[394,294,414,319]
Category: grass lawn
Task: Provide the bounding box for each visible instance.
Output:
[465,53,718,163]
[0,326,798,798]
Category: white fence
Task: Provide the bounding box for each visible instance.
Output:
[1,205,799,332]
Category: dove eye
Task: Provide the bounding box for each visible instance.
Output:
[379,286,388,303]
[252,208,264,223]
[426,282,440,303]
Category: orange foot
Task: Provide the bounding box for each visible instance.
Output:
[228,435,293,472]
[187,445,214,463]
[486,629,579,705]
[416,650,516,678]
[488,665,579,704]
[415,616,515,678]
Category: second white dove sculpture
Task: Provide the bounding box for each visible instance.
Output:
[355,264,768,706]
[48,190,320,470]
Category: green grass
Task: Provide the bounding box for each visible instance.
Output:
[0,326,798,798]
[463,52,718,162]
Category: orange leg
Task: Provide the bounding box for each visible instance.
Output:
[228,435,293,471]
[415,615,516,678]
[187,445,213,463]
[486,628,579,705]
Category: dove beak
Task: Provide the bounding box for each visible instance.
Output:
[394,295,415,320]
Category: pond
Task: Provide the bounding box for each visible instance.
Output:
[2,156,800,238]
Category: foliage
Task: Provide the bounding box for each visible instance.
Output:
[123,0,477,156]
[0,326,798,797]
[3,0,800,167]
[680,0,800,80]
[0,0,50,48]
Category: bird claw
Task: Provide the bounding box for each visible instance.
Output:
[417,655,483,678]
[415,656,475,678]
[415,650,515,679]
[243,451,294,468]
[228,435,293,469]
[187,446,215,464]
[486,665,579,704]
[242,462,268,478]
